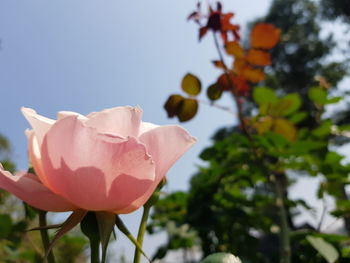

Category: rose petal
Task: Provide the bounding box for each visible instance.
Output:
[0,168,77,212]
[140,125,196,177]
[27,130,50,187]
[21,107,55,146]
[85,106,142,137]
[57,111,87,121]
[41,116,156,211]
[118,126,196,213]
[139,122,159,135]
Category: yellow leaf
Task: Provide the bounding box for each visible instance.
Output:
[225,41,245,58]
[273,118,297,141]
[254,116,273,134]
[243,67,265,83]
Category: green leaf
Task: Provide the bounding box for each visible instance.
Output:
[278,93,302,116]
[164,94,184,118]
[80,212,99,243]
[288,111,308,124]
[177,98,198,122]
[0,214,12,239]
[115,216,151,262]
[306,235,339,263]
[312,120,332,137]
[201,253,242,263]
[207,83,223,101]
[325,152,344,164]
[253,86,278,105]
[182,73,201,96]
[96,212,115,263]
[326,96,342,104]
[45,210,87,261]
[308,87,327,105]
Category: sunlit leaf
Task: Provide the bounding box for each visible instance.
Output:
[278,93,302,116]
[273,118,297,141]
[181,73,202,95]
[225,41,244,58]
[254,116,273,134]
[246,49,272,66]
[177,98,198,122]
[253,86,278,105]
[243,67,265,83]
[306,235,339,263]
[164,94,184,118]
[207,83,223,101]
[308,87,327,105]
[233,58,246,74]
[251,23,280,49]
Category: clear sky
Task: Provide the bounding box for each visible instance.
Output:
[0,0,279,261]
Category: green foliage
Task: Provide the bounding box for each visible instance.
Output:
[149,191,199,260]
[253,86,278,105]
[306,235,339,263]
[54,235,87,263]
[201,253,242,263]
[157,0,350,262]
[320,0,350,22]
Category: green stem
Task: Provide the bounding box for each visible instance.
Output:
[133,205,151,263]
[38,211,56,263]
[90,238,100,263]
[274,175,291,263]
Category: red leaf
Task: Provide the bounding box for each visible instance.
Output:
[199,27,208,40]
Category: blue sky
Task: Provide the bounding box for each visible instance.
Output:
[0,0,274,261]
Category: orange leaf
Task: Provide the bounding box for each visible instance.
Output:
[221,13,234,30]
[217,73,250,95]
[233,58,247,74]
[212,60,226,69]
[225,41,244,58]
[243,67,265,83]
[251,23,280,49]
[246,49,272,66]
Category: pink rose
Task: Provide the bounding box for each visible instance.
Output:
[0,106,196,213]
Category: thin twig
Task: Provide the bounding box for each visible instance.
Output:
[195,98,236,115]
